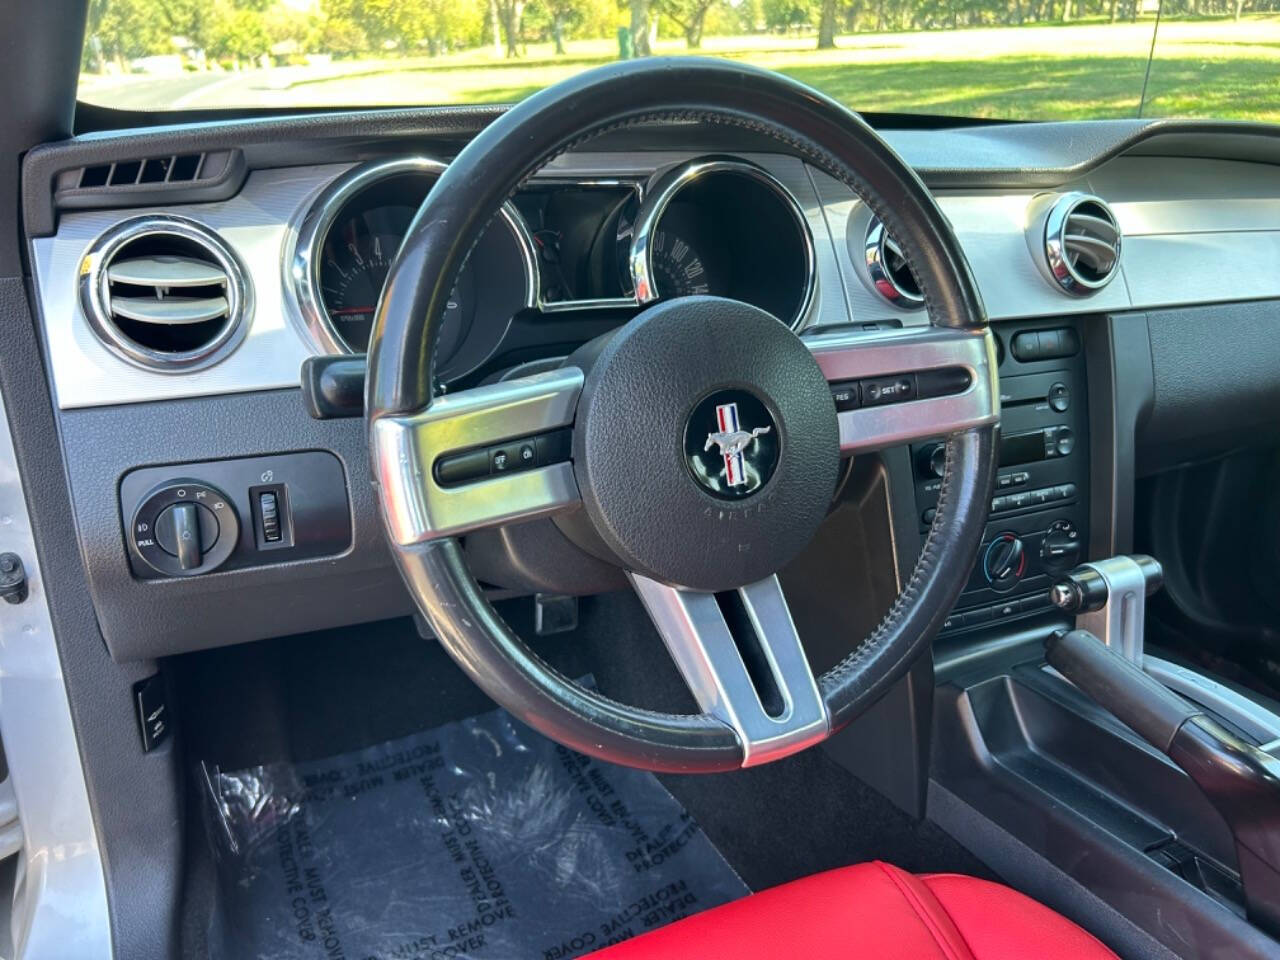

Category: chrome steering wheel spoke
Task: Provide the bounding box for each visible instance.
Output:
[630,572,830,766]
[371,367,584,545]
[806,324,999,454]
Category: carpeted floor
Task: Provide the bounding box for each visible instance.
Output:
[172,591,990,957]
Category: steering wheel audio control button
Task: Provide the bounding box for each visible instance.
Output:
[131,480,240,578]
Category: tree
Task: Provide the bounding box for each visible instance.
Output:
[207,1,270,61]
[310,13,368,55]
[630,0,652,54]
[533,0,593,52]
[495,0,526,55]
[817,0,837,45]
[88,0,171,65]
[653,0,724,46]
[761,0,813,30]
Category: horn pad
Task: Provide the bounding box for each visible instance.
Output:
[570,296,840,592]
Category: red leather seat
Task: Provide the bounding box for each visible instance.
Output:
[586,861,1118,959]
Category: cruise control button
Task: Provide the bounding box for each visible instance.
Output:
[434,449,490,486]
[490,445,521,474]
[830,382,859,411]
[860,374,917,406]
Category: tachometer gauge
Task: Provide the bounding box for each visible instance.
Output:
[650,229,712,298]
[294,160,534,382]
[319,220,468,359]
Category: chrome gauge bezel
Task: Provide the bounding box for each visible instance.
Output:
[286,156,537,356]
[629,157,817,329]
[505,177,646,313]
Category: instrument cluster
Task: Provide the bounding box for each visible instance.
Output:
[288,155,816,384]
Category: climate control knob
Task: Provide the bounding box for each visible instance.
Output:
[983,532,1026,591]
[1041,519,1082,572]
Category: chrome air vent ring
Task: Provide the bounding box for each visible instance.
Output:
[864,216,925,308]
[78,214,251,372]
[1042,192,1122,295]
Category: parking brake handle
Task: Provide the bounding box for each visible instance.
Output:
[1047,627,1280,939]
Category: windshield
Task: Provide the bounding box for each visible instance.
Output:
[77,0,1279,121]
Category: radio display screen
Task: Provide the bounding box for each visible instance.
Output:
[999,430,1046,467]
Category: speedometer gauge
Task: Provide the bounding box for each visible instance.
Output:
[650,229,712,298]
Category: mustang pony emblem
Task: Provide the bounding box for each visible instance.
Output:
[704,402,771,487]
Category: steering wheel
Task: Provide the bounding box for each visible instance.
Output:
[366,58,998,773]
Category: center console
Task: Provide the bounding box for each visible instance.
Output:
[912,317,1090,633]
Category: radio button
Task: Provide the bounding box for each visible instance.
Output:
[1055,428,1076,456]
[966,606,995,626]
[1011,332,1042,361]
[1048,382,1070,412]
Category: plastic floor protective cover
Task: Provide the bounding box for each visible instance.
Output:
[200,698,750,960]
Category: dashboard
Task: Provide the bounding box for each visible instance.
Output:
[20,113,1280,660]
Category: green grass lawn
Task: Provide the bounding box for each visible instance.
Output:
[80,17,1280,121]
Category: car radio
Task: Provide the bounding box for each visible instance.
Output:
[912,318,1091,634]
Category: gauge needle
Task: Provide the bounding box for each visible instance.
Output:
[329,307,374,315]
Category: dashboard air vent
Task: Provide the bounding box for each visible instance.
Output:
[78,154,207,189]
[1042,193,1121,295]
[79,216,250,371]
[864,217,924,308]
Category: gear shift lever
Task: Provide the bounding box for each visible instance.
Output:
[1044,555,1280,938]
[1049,554,1163,664]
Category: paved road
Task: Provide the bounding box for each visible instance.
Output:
[80,65,356,110]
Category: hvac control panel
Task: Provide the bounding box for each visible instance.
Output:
[913,318,1090,634]
[121,451,352,579]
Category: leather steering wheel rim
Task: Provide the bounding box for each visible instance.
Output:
[367,58,998,773]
